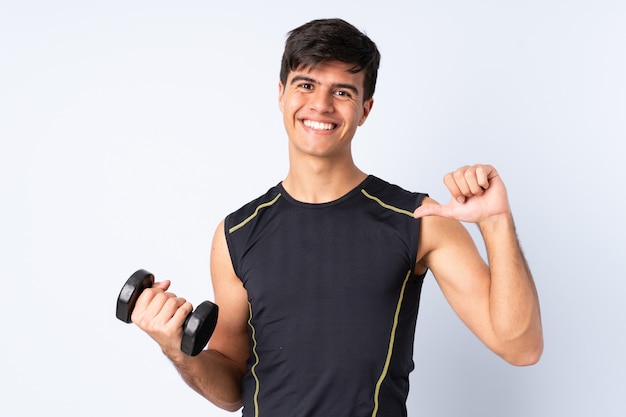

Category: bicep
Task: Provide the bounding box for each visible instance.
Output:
[418,207,497,347]
[208,220,250,375]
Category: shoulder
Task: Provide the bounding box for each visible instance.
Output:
[416,197,479,269]
[225,185,283,234]
[361,176,428,214]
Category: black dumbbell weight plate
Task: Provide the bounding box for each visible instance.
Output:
[116,269,154,323]
[181,301,219,356]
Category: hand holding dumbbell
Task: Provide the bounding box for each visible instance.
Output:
[116,269,219,356]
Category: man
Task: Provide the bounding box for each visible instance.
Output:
[131,18,543,416]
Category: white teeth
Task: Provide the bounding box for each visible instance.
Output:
[304,120,335,130]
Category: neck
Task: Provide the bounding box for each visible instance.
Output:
[282,156,367,203]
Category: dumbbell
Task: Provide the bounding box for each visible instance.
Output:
[116,269,219,356]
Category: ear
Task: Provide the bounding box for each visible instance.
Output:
[358,98,374,126]
[278,81,285,113]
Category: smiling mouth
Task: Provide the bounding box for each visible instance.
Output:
[303,120,337,131]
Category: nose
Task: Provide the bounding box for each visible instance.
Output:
[309,88,334,114]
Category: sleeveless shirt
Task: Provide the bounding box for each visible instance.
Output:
[225,175,428,417]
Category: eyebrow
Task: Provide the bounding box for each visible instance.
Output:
[290,75,361,96]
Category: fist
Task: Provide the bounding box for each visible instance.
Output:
[413,164,511,223]
[131,280,194,355]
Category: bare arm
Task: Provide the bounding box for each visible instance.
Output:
[414,165,543,365]
[131,220,250,411]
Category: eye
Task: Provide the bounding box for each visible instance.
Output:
[299,83,314,90]
[334,90,352,98]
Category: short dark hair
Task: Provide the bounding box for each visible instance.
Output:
[279,18,381,101]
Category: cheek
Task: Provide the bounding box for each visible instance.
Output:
[284,98,306,120]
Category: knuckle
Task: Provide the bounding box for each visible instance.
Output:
[132,311,153,330]
[135,288,156,306]
[165,296,185,309]
[453,170,466,181]
[181,301,193,314]
[153,291,172,304]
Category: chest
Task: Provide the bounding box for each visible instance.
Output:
[238,205,416,311]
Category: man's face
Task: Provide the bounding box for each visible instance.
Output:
[278,60,373,160]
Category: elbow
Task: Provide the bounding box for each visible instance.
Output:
[223,404,243,413]
[506,348,542,367]
[216,400,243,413]
[501,335,544,367]
[493,314,544,366]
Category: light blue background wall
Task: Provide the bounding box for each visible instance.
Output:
[1,1,624,416]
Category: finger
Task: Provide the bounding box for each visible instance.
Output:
[133,286,164,314]
[158,296,189,324]
[131,289,160,325]
[413,202,447,219]
[149,291,179,313]
[152,280,171,291]
[474,164,494,190]
[136,293,184,329]
[463,167,485,196]
[171,301,193,325]
[131,280,172,322]
[444,170,468,203]
[136,291,176,321]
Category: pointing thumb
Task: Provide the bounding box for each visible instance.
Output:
[413,203,444,219]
